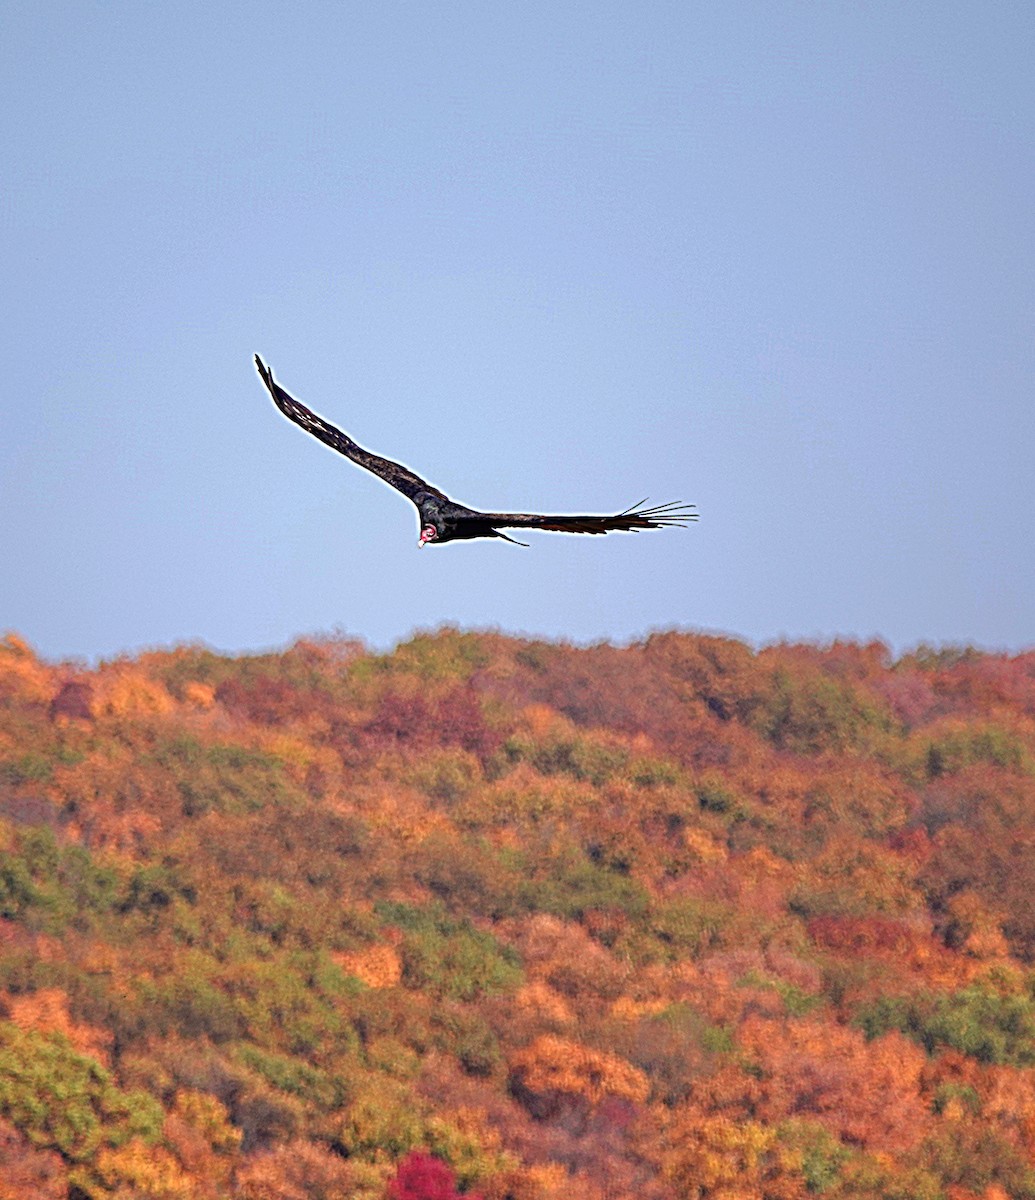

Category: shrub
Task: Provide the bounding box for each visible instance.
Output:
[151,736,304,817]
[0,826,121,932]
[0,1023,162,1172]
[650,897,730,960]
[856,984,1035,1066]
[923,721,1031,778]
[376,902,522,1002]
[516,852,650,926]
[754,666,895,755]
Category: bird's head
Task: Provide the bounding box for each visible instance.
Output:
[416,495,448,547]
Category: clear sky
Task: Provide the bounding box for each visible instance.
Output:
[3,2,1033,662]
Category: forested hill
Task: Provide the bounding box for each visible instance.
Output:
[2,629,1035,1200]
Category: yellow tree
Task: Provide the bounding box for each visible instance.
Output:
[662,1114,805,1200]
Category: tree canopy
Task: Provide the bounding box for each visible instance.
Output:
[2,627,1035,1198]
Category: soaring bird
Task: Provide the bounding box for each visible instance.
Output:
[255,356,696,547]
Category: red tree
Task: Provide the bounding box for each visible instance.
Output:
[387,1151,482,1200]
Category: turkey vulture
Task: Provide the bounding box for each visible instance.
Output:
[255,355,696,546]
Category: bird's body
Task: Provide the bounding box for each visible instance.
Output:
[254,356,696,546]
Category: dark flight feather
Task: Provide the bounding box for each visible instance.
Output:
[482,500,694,535]
[255,356,449,504]
[255,356,697,545]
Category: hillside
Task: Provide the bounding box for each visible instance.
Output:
[1,627,1035,1200]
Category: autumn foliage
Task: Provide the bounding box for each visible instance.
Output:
[386,1151,477,1200]
[1,627,1035,1197]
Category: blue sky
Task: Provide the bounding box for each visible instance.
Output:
[3,2,1033,662]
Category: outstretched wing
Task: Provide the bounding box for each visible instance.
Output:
[255,356,449,504]
[473,499,697,536]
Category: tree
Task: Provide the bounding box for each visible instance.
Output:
[387,1150,480,1200]
[661,1114,805,1200]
